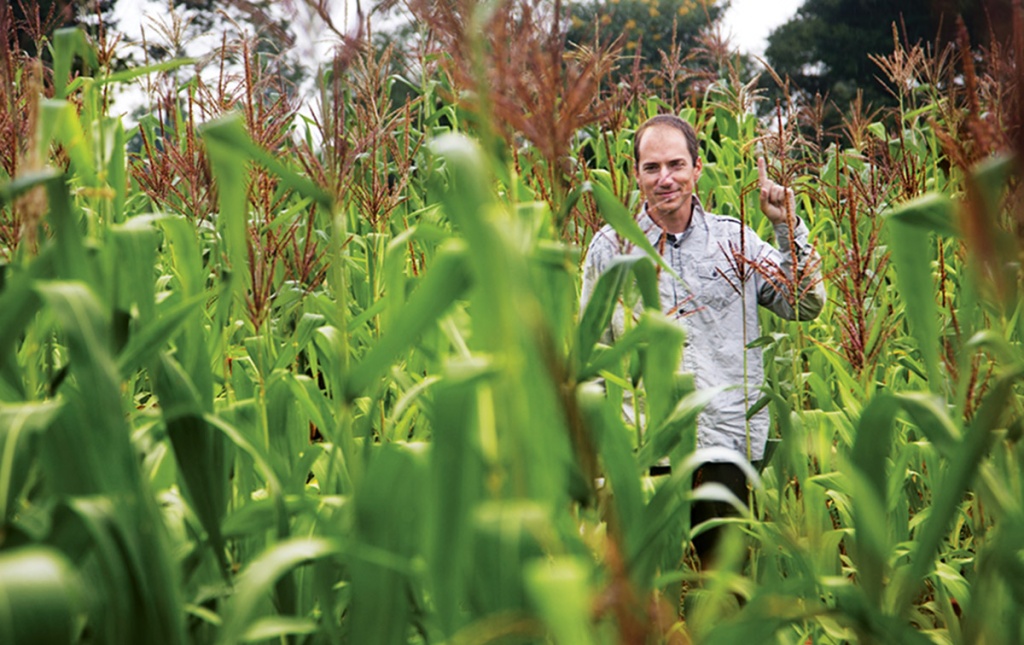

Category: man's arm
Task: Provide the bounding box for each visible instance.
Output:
[755,158,826,321]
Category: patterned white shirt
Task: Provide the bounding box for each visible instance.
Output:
[580,198,825,460]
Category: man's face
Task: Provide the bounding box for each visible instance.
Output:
[635,125,702,224]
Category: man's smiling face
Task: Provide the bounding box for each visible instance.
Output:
[635,124,702,230]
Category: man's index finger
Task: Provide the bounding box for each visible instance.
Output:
[757,156,768,187]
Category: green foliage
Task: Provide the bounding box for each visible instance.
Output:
[566,0,725,73]
[2,9,1024,644]
[765,0,1016,109]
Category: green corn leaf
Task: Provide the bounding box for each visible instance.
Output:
[0,168,63,203]
[30,280,186,644]
[0,546,83,645]
[346,243,472,399]
[111,217,159,324]
[584,180,681,282]
[524,557,594,644]
[895,392,961,456]
[631,448,758,588]
[577,257,631,369]
[40,101,97,187]
[429,133,495,244]
[0,401,63,522]
[972,153,1015,220]
[35,282,125,488]
[636,385,726,471]
[217,537,342,645]
[51,28,97,100]
[221,494,325,540]
[349,443,427,645]
[49,497,186,645]
[638,310,686,433]
[241,616,318,642]
[199,114,333,208]
[0,257,53,395]
[884,213,943,391]
[271,313,326,372]
[200,116,250,320]
[848,394,900,606]
[469,501,550,616]
[576,255,659,371]
[47,500,134,643]
[382,221,449,334]
[116,293,206,376]
[157,215,206,300]
[152,353,231,579]
[896,363,1024,617]
[204,413,284,503]
[578,382,644,552]
[100,57,196,86]
[291,375,333,444]
[850,394,898,504]
[426,359,491,635]
[107,118,127,222]
[41,175,92,286]
[265,370,315,490]
[156,216,214,407]
[885,192,959,238]
[578,320,654,382]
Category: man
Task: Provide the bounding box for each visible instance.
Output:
[580,113,825,563]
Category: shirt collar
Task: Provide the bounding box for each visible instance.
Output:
[639,197,706,246]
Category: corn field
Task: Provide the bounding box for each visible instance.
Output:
[2,1,1024,643]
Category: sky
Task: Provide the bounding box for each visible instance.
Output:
[721,0,803,56]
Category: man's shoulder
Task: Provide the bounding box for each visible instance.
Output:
[586,224,622,253]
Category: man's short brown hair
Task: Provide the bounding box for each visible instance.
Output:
[633,114,700,167]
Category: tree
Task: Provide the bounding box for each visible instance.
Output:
[10,0,118,59]
[765,0,1014,109]
[565,0,727,82]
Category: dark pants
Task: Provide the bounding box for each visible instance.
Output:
[690,461,758,564]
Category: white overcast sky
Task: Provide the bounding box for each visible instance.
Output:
[722,0,802,56]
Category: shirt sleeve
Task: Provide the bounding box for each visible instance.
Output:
[754,216,826,321]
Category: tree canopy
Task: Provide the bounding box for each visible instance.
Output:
[765,0,1014,109]
[565,0,726,83]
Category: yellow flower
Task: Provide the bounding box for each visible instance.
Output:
[626,40,637,50]
[652,33,661,41]
[624,19,636,30]
[648,6,660,17]
[600,14,612,25]
[677,4,689,16]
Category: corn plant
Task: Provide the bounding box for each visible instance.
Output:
[4,3,1024,643]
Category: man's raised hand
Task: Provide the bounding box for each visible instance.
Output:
[757,157,795,225]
